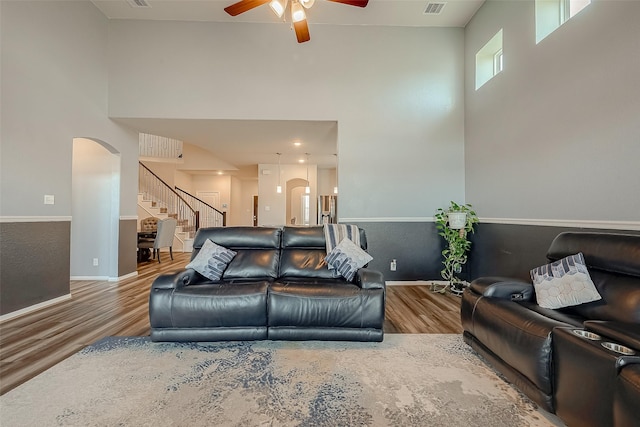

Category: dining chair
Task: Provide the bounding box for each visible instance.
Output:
[138,217,177,263]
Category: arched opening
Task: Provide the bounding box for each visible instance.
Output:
[286,178,310,226]
[71,138,121,279]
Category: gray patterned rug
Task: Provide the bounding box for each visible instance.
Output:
[0,334,562,426]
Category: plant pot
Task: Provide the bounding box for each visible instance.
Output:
[448,212,467,230]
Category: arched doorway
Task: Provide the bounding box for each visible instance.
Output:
[286,178,310,226]
[70,138,121,279]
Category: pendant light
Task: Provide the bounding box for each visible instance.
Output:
[276,152,282,194]
[305,153,310,194]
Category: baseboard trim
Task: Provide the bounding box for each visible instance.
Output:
[340,217,433,223]
[110,271,138,282]
[339,217,639,231]
[70,276,110,281]
[0,294,72,323]
[480,218,640,231]
[0,216,72,223]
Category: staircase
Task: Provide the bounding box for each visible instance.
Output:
[137,194,194,253]
[138,162,198,253]
[137,162,227,254]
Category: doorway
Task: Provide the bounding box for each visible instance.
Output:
[71,138,120,279]
[253,195,258,226]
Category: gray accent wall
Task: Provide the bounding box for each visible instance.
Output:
[468,223,640,282]
[0,221,71,315]
[356,221,640,284]
[352,222,443,281]
[118,219,138,278]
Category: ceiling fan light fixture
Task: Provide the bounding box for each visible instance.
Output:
[291,1,306,23]
[269,0,287,18]
[300,0,315,9]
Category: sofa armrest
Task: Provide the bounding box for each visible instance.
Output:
[151,268,202,290]
[354,268,385,290]
[584,320,640,352]
[469,276,535,301]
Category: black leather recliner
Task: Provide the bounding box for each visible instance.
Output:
[149,226,385,342]
[461,232,640,426]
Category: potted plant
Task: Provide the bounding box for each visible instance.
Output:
[433,201,479,295]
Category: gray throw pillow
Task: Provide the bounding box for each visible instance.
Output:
[325,238,373,281]
[530,252,601,309]
[186,239,237,281]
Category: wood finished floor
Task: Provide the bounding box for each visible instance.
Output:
[0,252,461,395]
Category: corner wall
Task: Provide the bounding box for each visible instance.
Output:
[463,0,640,281]
[464,0,640,223]
[0,1,139,315]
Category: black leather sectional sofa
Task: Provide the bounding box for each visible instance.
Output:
[461,232,640,427]
[149,226,385,342]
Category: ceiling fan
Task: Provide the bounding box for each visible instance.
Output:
[224,0,369,43]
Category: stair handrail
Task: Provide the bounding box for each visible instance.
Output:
[175,186,227,227]
[138,162,200,235]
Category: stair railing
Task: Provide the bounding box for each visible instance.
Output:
[175,187,227,228]
[138,162,199,237]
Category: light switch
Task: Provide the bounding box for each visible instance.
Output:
[44,195,55,205]
[265,206,271,211]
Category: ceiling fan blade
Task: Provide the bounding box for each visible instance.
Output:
[293,19,311,43]
[325,0,369,7]
[224,0,271,16]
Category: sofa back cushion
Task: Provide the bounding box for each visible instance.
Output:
[546,232,640,323]
[279,226,367,279]
[191,227,281,280]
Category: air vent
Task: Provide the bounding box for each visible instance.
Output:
[424,2,446,15]
[127,0,151,8]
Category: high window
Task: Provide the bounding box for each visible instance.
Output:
[536,0,591,43]
[475,29,503,90]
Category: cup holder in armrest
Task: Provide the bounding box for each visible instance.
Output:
[601,342,636,355]
[572,329,601,341]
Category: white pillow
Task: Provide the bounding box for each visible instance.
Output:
[186,239,237,281]
[530,252,601,309]
[325,238,373,281]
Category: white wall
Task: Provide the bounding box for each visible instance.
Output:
[107,21,466,222]
[192,175,231,213]
[258,163,317,226]
[318,168,337,195]
[465,0,640,223]
[235,179,258,227]
[1,1,139,218]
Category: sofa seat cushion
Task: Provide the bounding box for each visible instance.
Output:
[268,281,384,329]
[279,249,342,279]
[169,281,269,328]
[471,297,577,394]
[519,301,585,328]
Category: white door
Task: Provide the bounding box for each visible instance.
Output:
[196,191,221,227]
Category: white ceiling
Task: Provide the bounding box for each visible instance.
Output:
[92,0,484,27]
[96,0,484,175]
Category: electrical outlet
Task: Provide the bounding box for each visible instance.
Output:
[390,259,397,271]
[93,258,99,266]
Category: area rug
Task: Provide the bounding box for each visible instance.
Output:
[0,334,562,426]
